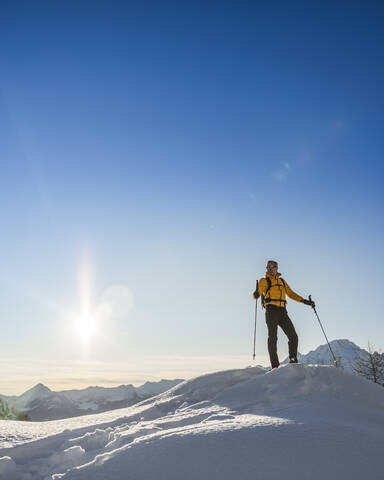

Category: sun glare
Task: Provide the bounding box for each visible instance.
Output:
[74,314,97,343]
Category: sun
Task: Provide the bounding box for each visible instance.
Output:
[74,314,97,343]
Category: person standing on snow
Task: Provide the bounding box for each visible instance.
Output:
[253,260,314,369]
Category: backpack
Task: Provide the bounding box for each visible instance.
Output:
[261,276,286,308]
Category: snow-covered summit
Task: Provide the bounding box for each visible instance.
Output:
[283,338,368,371]
[1,364,383,479]
[14,383,53,407]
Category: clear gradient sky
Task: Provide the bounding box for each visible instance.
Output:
[0,2,383,394]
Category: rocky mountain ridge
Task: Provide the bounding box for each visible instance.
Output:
[0,379,183,421]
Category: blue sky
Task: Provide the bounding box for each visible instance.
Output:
[0,2,383,394]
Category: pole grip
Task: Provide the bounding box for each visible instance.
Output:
[309,294,315,310]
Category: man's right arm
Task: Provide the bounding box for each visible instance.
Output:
[253,278,267,299]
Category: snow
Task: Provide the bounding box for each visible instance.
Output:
[61,385,137,404]
[13,384,53,411]
[0,456,17,476]
[283,339,369,371]
[2,378,183,421]
[0,364,384,480]
[136,379,183,397]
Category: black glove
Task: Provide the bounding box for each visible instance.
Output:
[253,290,260,300]
[302,298,315,307]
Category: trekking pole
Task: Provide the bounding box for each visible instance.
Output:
[309,295,338,367]
[252,280,258,360]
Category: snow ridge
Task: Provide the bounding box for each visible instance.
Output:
[1,364,383,480]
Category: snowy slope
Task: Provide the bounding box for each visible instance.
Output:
[0,364,384,480]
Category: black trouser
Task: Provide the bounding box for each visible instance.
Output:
[266,304,298,369]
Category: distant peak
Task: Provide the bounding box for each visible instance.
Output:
[17,382,53,404]
[329,339,361,348]
[32,383,51,392]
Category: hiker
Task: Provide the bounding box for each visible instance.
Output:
[253,260,314,369]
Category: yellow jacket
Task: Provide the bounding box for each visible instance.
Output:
[258,272,302,307]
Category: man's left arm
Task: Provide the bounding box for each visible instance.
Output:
[284,281,303,303]
[285,281,315,307]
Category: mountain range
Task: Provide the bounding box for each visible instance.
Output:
[0,379,183,421]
